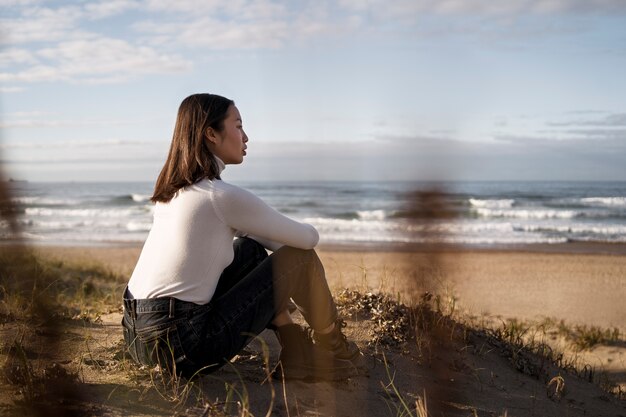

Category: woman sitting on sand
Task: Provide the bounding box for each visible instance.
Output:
[122,93,361,380]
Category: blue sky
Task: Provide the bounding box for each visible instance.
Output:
[1,0,626,182]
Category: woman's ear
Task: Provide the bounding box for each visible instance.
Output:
[205,127,220,145]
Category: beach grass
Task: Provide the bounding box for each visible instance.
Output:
[0,247,122,415]
[1,247,625,416]
[0,246,126,322]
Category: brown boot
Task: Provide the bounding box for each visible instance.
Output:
[276,324,358,381]
[314,319,362,363]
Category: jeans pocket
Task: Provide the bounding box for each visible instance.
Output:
[122,325,141,364]
[121,315,144,364]
[135,322,192,373]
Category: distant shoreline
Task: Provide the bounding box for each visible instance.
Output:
[318,240,626,255]
[3,239,626,255]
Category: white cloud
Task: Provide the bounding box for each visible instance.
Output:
[83,0,141,19]
[1,0,624,88]
[0,48,37,67]
[0,0,141,46]
[0,86,25,93]
[134,0,301,49]
[2,110,52,117]
[548,112,626,127]
[236,0,288,20]
[216,133,626,181]
[0,65,56,83]
[144,0,247,15]
[129,0,626,52]
[338,0,626,16]
[562,128,626,139]
[3,133,625,181]
[177,18,289,49]
[0,116,134,129]
[134,1,355,49]
[0,2,193,84]
[0,6,84,44]
[0,0,42,6]
[0,37,192,83]
[141,0,626,19]
[0,139,157,149]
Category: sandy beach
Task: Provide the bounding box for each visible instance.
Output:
[29,243,626,332]
[3,243,625,416]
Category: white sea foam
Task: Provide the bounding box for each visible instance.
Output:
[11,196,39,204]
[25,207,143,217]
[126,221,152,231]
[132,193,151,203]
[468,198,515,208]
[356,210,386,220]
[20,232,45,240]
[11,196,79,205]
[31,220,93,229]
[474,208,579,219]
[305,217,400,243]
[572,235,626,243]
[515,223,626,235]
[305,217,391,231]
[581,197,626,207]
[317,230,568,245]
[7,181,626,247]
[304,216,573,245]
[372,221,514,235]
[437,236,568,245]
[0,230,45,240]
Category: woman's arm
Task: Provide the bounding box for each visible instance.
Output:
[213,183,319,250]
[234,231,283,251]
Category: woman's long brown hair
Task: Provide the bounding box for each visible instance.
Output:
[151,94,234,203]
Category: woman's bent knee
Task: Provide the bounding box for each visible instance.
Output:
[274,245,319,262]
[271,246,322,277]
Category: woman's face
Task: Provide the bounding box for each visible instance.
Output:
[209,105,248,165]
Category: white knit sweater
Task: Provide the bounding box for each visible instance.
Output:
[127,159,319,304]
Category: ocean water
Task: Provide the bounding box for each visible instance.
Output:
[2,181,626,248]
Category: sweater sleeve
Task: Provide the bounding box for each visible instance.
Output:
[236,232,284,252]
[213,182,319,250]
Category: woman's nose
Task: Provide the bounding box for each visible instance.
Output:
[243,131,249,142]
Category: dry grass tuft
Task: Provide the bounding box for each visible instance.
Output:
[3,339,81,403]
[2,244,624,415]
[0,248,126,323]
[337,290,411,349]
[0,248,127,415]
[562,324,621,350]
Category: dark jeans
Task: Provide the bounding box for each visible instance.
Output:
[122,238,337,378]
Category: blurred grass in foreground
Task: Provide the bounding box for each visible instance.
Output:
[0,248,126,324]
[0,247,126,416]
